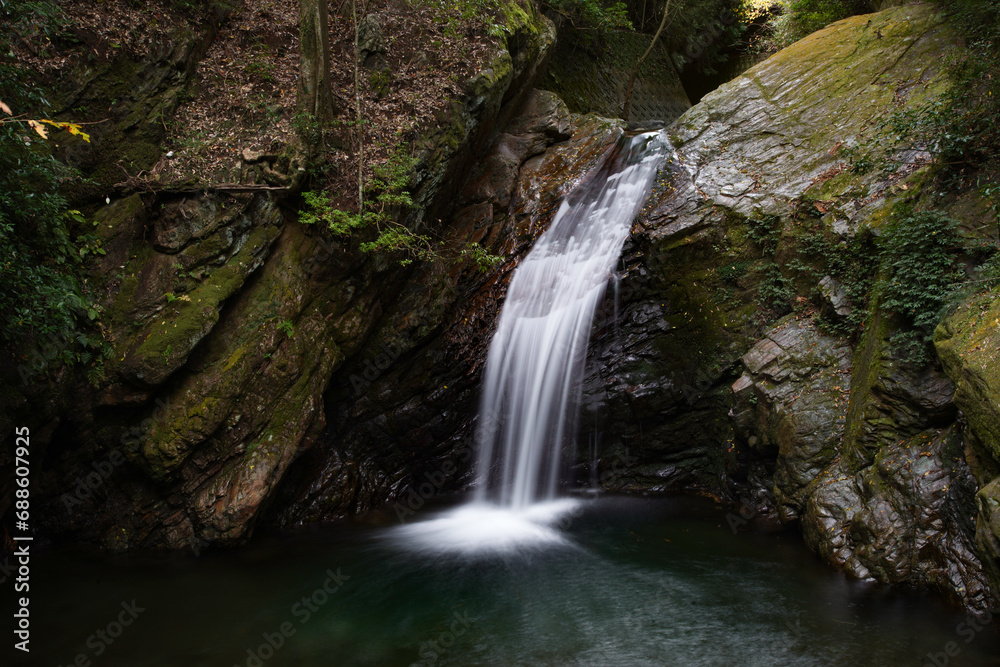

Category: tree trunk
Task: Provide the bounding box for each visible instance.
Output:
[297,0,336,139]
[622,0,671,122]
[352,0,364,214]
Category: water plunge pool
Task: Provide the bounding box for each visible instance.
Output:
[26,495,1000,666]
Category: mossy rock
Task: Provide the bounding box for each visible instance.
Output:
[90,191,283,401]
[668,3,957,220]
[802,426,989,608]
[976,477,1000,601]
[935,286,1000,467]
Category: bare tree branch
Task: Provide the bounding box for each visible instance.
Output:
[622,0,671,121]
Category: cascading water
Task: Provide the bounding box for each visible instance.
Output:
[392,129,668,553]
[473,130,668,508]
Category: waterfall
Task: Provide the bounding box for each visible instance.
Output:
[390,128,667,554]
[473,129,667,509]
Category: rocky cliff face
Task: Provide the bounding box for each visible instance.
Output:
[578,3,999,609]
[7,0,562,552]
[272,1,1000,612]
[268,88,592,526]
[935,287,1000,598]
[7,0,999,616]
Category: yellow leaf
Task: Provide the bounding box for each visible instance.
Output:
[27,120,48,139]
[0,100,10,115]
[39,119,90,142]
[67,124,90,142]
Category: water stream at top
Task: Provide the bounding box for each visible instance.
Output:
[393,129,668,553]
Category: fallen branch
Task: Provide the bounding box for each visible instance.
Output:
[112,179,292,194]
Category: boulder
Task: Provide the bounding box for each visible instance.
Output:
[802,428,988,608]
[935,287,1000,471]
[936,286,1000,598]
[729,316,852,521]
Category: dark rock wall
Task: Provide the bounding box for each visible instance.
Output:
[269,103,622,526]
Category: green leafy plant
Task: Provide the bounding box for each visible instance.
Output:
[368,69,391,98]
[461,242,504,272]
[753,0,875,51]
[542,0,633,30]
[847,0,1000,238]
[0,0,75,48]
[789,226,875,336]
[412,0,537,39]
[0,60,106,372]
[847,95,986,177]
[300,145,504,270]
[244,41,278,84]
[876,210,963,365]
[737,205,970,367]
[788,210,965,364]
[277,319,295,338]
[980,249,1000,287]
[299,146,433,265]
[746,211,782,255]
[716,259,753,284]
[757,262,794,311]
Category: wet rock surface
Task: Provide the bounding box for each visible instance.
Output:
[801,428,988,608]
[936,286,1000,599]
[729,317,852,522]
[573,4,997,608]
[261,3,998,610]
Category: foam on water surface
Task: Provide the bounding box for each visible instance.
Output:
[388,499,583,555]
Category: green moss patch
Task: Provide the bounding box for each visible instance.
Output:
[935,286,1000,463]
